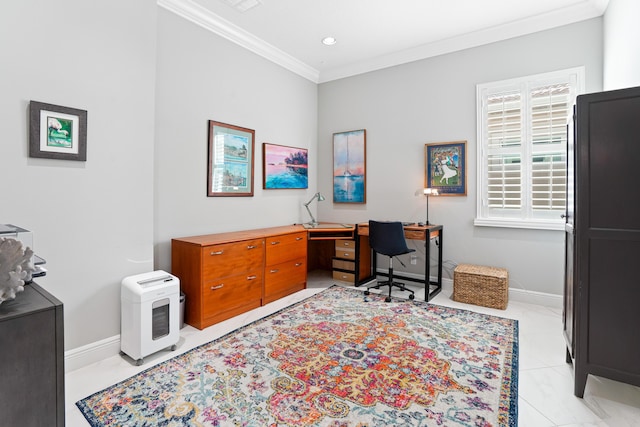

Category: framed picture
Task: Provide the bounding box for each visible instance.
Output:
[29,101,87,161]
[262,143,308,189]
[424,141,467,196]
[333,129,366,203]
[207,120,255,197]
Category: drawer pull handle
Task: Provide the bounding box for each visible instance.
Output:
[210,284,224,290]
[295,263,303,267]
[210,250,224,256]
[296,237,303,241]
[343,253,350,257]
[271,241,280,245]
[270,269,279,273]
[247,245,256,249]
[247,275,258,280]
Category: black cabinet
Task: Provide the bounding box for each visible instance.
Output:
[0,282,65,426]
[564,86,640,397]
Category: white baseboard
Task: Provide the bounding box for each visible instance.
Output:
[438,275,562,309]
[379,270,563,309]
[65,334,121,373]
[508,287,563,309]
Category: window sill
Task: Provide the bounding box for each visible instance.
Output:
[473,218,564,231]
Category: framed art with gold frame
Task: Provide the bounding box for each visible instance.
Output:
[424,140,467,196]
[207,120,255,197]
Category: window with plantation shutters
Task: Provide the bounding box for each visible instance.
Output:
[476,67,584,230]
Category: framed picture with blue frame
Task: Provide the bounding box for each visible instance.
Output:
[424,140,467,196]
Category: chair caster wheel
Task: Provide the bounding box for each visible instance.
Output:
[171,344,177,351]
[385,296,392,302]
[409,294,415,300]
[136,358,144,366]
[364,290,370,295]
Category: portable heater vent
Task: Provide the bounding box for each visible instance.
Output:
[120,270,180,365]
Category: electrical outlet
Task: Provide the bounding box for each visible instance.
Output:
[410,255,417,265]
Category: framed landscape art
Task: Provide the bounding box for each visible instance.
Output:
[333,129,366,203]
[207,120,255,197]
[262,143,308,189]
[424,141,467,196]
[29,101,87,161]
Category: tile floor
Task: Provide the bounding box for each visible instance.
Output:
[66,272,640,426]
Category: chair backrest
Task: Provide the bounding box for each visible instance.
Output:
[368,220,412,257]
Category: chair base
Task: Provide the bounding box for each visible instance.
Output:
[365,280,415,302]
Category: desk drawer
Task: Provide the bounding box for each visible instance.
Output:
[335,239,355,249]
[265,257,306,302]
[335,247,355,260]
[266,232,307,265]
[332,258,355,271]
[202,239,264,279]
[202,271,262,322]
[333,271,355,283]
[405,230,426,240]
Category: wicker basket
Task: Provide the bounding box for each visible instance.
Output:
[453,264,508,309]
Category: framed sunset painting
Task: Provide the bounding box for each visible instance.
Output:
[333,129,366,203]
[262,143,308,189]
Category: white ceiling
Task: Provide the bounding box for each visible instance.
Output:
[159,0,609,83]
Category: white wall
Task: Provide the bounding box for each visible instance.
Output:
[153,9,318,272]
[603,0,640,90]
[318,19,603,295]
[0,1,158,350]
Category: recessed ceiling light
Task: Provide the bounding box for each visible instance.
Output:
[321,37,337,46]
[223,0,262,13]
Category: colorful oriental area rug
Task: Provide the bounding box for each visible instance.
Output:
[77,286,518,426]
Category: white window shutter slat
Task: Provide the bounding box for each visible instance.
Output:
[477,67,582,226]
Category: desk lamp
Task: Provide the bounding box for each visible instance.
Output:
[423,188,438,225]
[304,192,325,226]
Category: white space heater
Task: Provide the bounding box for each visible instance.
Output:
[121,270,180,365]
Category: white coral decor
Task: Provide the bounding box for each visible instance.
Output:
[0,237,35,305]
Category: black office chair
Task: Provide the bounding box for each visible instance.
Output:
[365,220,416,302]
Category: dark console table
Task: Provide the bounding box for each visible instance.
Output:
[0,282,65,426]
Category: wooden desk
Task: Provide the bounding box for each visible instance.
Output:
[172,222,442,330]
[173,224,357,329]
[357,223,443,301]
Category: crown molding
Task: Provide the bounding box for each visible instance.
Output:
[159,0,607,85]
[157,0,320,83]
[318,0,609,83]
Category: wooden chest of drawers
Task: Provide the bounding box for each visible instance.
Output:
[172,225,307,330]
[264,231,307,304]
[200,238,264,327]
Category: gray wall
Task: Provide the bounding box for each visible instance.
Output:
[317,19,603,295]
[1,1,158,350]
[153,9,318,272]
[3,2,627,354]
[604,0,640,90]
